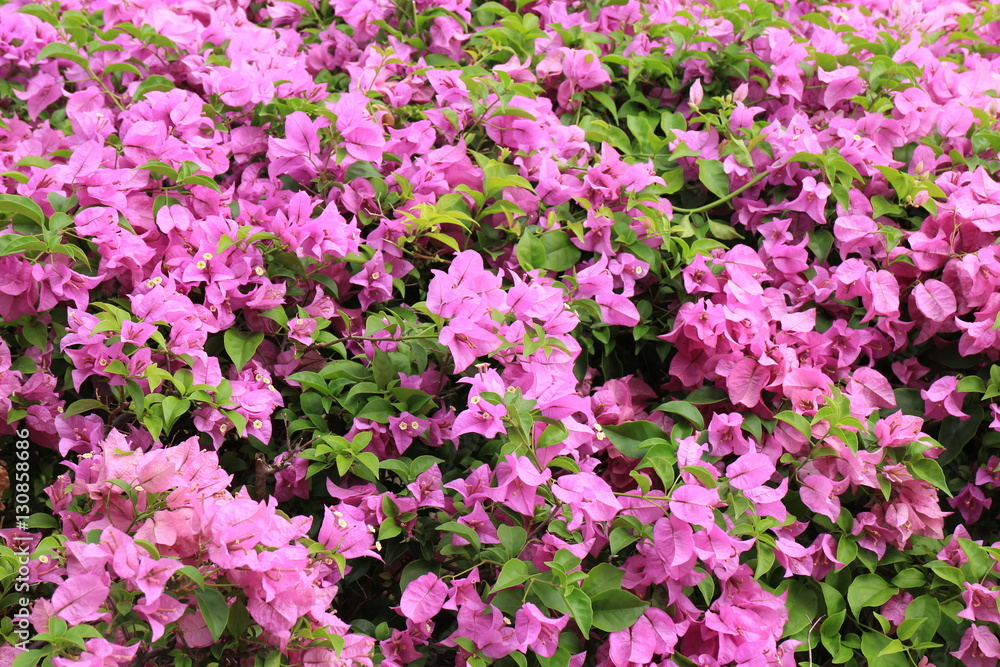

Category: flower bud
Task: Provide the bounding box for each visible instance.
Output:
[690,78,704,107]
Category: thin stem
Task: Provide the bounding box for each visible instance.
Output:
[83,63,126,112]
[332,332,439,344]
[671,170,771,215]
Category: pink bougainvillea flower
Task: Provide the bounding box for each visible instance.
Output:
[726,453,775,491]
[669,484,720,528]
[439,318,501,374]
[51,638,140,667]
[514,603,569,658]
[725,357,770,409]
[951,624,1000,667]
[455,502,500,545]
[491,454,551,517]
[452,391,507,440]
[287,316,318,344]
[921,376,969,420]
[50,573,110,626]
[799,474,843,522]
[846,368,897,413]
[958,584,1000,624]
[950,483,993,524]
[318,504,379,560]
[398,573,448,624]
[552,472,623,529]
[913,279,958,322]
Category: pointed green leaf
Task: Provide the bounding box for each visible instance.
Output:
[36,42,89,68]
[224,330,264,372]
[516,231,546,271]
[697,158,730,199]
[0,194,44,226]
[195,586,229,642]
[590,589,648,632]
[490,558,530,594]
[564,586,593,637]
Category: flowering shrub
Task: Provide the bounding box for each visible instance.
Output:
[4,0,1000,665]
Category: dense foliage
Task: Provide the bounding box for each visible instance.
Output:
[3,0,1000,665]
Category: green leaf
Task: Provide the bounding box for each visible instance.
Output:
[774,410,812,439]
[908,458,952,497]
[12,650,48,667]
[132,74,175,101]
[680,464,717,488]
[754,543,774,579]
[14,156,53,169]
[891,568,925,589]
[783,580,819,637]
[821,609,846,638]
[697,158,730,199]
[582,563,625,598]
[176,565,206,587]
[426,232,461,251]
[896,617,925,642]
[877,638,906,657]
[848,574,897,618]
[356,397,392,423]
[0,194,45,226]
[224,330,264,372]
[957,375,986,393]
[538,230,582,272]
[893,387,924,416]
[836,536,858,566]
[516,231,546,271]
[143,412,163,441]
[590,589,649,632]
[1,171,29,184]
[684,386,727,404]
[176,173,217,192]
[609,526,637,554]
[641,445,676,489]
[903,595,940,645]
[224,410,247,435]
[17,4,58,25]
[287,371,328,394]
[497,525,527,556]
[564,587,593,637]
[589,90,618,119]
[372,348,395,390]
[959,538,994,579]
[654,401,704,429]
[861,632,908,667]
[36,42,89,68]
[538,421,570,449]
[819,581,846,615]
[601,420,669,458]
[939,402,983,465]
[105,62,143,77]
[490,558,531,594]
[21,322,46,350]
[227,597,252,638]
[195,586,229,642]
[437,521,481,550]
[161,396,191,433]
[926,561,965,587]
[354,452,380,481]
[139,160,178,180]
[26,512,57,529]
[64,399,108,417]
